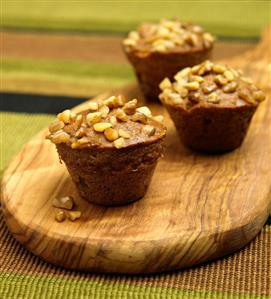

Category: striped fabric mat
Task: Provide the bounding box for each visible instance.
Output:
[1,1,271,298]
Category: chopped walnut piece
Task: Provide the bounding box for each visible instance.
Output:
[152,115,164,123]
[104,95,124,109]
[104,128,119,141]
[223,81,238,93]
[202,83,216,94]
[116,109,129,121]
[123,99,137,115]
[214,75,228,86]
[207,92,220,103]
[50,131,70,144]
[113,137,125,149]
[253,90,266,102]
[86,112,102,126]
[66,211,81,221]
[109,115,117,126]
[52,196,74,210]
[159,78,172,90]
[212,64,226,74]
[184,81,200,91]
[223,70,235,81]
[88,102,99,111]
[75,114,83,127]
[169,93,183,104]
[118,129,131,139]
[99,105,110,118]
[75,127,87,138]
[48,120,65,133]
[57,109,75,124]
[142,125,156,136]
[93,122,112,132]
[130,112,148,124]
[136,106,152,117]
[55,210,66,222]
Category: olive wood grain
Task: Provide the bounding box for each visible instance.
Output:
[1,28,271,273]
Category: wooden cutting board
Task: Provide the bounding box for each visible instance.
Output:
[2,28,271,274]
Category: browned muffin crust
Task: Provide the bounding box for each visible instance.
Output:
[123,19,215,101]
[159,60,266,152]
[47,95,166,205]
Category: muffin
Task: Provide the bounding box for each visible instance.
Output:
[47,95,166,206]
[159,60,266,153]
[123,18,215,101]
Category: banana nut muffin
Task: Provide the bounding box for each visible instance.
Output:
[159,60,266,152]
[123,18,215,101]
[47,95,166,206]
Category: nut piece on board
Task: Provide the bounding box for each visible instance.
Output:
[66,211,81,221]
[55,210,66,222]
[52,196,74,210]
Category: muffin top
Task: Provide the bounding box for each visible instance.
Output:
[47,96,166,149]
[159,60,266,110]
[123,19,215,56]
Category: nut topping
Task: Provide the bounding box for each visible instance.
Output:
[48,95,166,150]
[159,60,266,108]
[123,19,215,53]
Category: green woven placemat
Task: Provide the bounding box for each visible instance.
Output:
[0,112,270,298]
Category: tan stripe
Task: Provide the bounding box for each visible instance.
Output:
[2,31,255,63]
[2,31,127,64]
[0,210,270,295]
